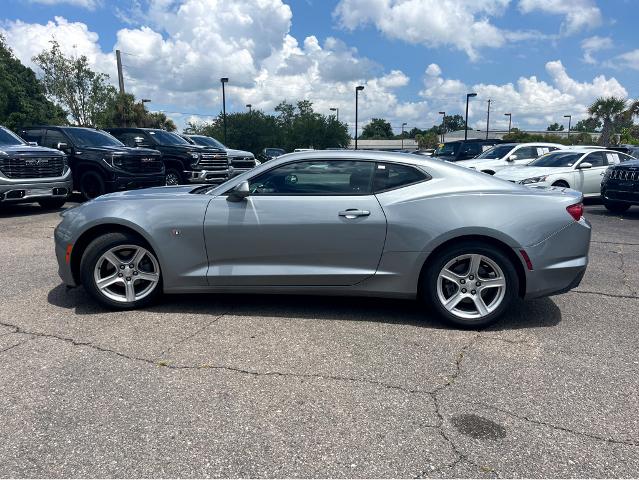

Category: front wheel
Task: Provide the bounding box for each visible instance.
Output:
[423,242,518,328]
[165,168,183,186]
[604,201,631,214]
[79,171,106,200]
[80,232,162,310]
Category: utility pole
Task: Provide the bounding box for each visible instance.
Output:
[355,86,364,150]
[465,93,477,140]
[115,50,125,94]
[485,99,491,140]
[220,77,228,145]
[401,122,407,149]
[439,111,446,143]
[504,113,512,134]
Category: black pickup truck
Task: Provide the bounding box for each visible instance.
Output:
[20,126,164,199]
[107,128,230,185]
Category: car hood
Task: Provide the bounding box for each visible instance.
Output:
[495,166,572,181]
[226,148,254,158]
[0,144,65,156]
[79,145,161,156]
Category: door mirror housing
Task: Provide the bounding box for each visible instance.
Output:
[507,154,518,162]
[28,141,38,146]
[56,142,70,153]
[578,162,592,169]
[227,180,250,202]
[134,136,151,148]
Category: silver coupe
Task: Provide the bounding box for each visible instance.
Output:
[54,150,591,327]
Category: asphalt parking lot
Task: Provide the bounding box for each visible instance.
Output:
[0,200,638,478]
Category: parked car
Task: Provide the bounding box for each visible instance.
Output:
[412,149,435,157]
[181,135,259,176]
[258,148,286,162]
[608,144,639,158]
[432,139,503,162]
[54,150,590,328]
[456,143,563,174]
[495,148,634,196]
[107,128,229,186]
[20,126,164,200]
[600,157,639,213]
[0,125,71,209]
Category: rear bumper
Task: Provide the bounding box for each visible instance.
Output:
[0,177,73,203]
[522,218,592,299]
[106,173,165,192]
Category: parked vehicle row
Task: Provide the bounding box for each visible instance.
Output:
[456,142,563,174]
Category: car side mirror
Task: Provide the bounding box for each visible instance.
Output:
[578,162,592,169]
[57,142,70,153]
[134,137,151,148]
[507,154,517,162]
[28,141,38,146]
[227,180,250,202]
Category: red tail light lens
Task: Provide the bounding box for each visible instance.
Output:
[566,203,583,221]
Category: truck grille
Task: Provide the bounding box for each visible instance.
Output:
[0,156,65,179]
[610,169,639,181]
[230,156,256,169]
[118,156,164,174]
[198,152,228,170]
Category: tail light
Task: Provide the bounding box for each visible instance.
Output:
[566,203,583,221]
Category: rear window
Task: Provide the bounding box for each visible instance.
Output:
[373,163,428,192]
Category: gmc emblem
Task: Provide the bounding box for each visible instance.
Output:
[25,158,48,166]
[140,158,154,163]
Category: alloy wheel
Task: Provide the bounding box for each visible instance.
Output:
[93,244,160,303]
[165,172,180,186]
[436,253,506,320]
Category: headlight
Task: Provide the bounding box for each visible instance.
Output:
[189,152,200,167]
[255,159,261,165]
[103,154,124,168]
[518,175,548,185]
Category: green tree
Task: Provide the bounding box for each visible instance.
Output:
[96,93,176,131]
[360,118,393,139]
[547,122,564,131]
[0,35,66,131]
[33,40,116,127]
[415,131,439,149]
[442,114,466,132]
[572,117,601,132]
[588,96,627,146]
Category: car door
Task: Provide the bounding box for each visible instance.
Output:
[578,151,607,195]
[203,159,387,286]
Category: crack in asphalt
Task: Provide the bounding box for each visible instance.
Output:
[0,335,34,355]
[591,240,639,246]
[473,402,639,447]
[572,290,639,300]
[616,247,638,297]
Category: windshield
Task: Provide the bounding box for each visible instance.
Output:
[192,135,226,149]
[475,144,514,160]
[434,143,460,156]
[149,130,190,146]
[0,128,25,146]
[65,128,123,147]
[266,148,285,156]
[529,151,582,168]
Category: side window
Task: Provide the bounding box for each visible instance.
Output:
[585,151,605,167]
[514,146,538,159]
[116,132,142,147]
[42,129,67,149]
[460,143,482,158]
[248,160,375,195]
[20,129,43,144]
[604,152,622,165]
[373,163,428,192]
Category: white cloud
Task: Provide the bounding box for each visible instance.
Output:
[606,49,639,71]
[518,0,602,34]
[27,0,100,9]
[581,35,613,64]
[420,61,627,130]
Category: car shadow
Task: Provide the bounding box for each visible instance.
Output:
[0,195,83,219]
[585,205,639,220]
[47,283,562,332]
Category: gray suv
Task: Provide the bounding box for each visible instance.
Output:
[0,126,72,209]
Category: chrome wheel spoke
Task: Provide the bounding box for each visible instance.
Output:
[103,251,122,268]
[479,277,505,290]
[137,271,159,282]
[131,247,147,268]
[443,291,464,311]
[440,268,463,283]
[469,254,482,276]
[472,295,489,317]
[96,273,121,290]
[124,281,136,302]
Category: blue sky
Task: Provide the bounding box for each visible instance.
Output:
[1,0,637,133]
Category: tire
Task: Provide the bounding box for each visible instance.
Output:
[80,232,162,310]
[79,171,106,200]
[552,180,569,188]
[604,201,631,214]
[422,242,519,328]
[38,198,66,209]
[165,168,183,186]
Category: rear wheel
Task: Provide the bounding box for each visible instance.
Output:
[604,201,631,214]
[423,242,518,328]
[80,232,162,310]
[80,171,106,200]
[38,198,66,209]
[165,168,183,186]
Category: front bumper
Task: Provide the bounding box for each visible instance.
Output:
[0,176,73,203]
[601,185,639,205]
[522,217,592,299]
[106,173,166,192]
[185,169,231,184]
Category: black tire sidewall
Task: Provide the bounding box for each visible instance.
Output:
[604,201,630,213]
[80,171,106,200]
[38,198,67,209]
[423,242,519,328]
[80,232,162,310]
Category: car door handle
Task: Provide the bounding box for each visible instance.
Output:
[338,209,370,219]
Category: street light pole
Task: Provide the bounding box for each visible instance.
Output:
[504,113,512,134]
[485,99,491,140]
[438,111,446,143]
[355,86,364,150]
[564,114,572,141]
[401,122,407,149]
[465,93,477,140]
[220,77,228,144]
[246,104,252,113]
[330,107,339,122]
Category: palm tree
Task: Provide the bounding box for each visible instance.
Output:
[588,96,627,145]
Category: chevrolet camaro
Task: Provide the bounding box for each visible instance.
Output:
[54,151,591,327]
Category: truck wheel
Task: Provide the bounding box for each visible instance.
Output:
[38,198,67,209]
[604,201,631,214]
[80,171,106,200]
[165,168,183,186]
